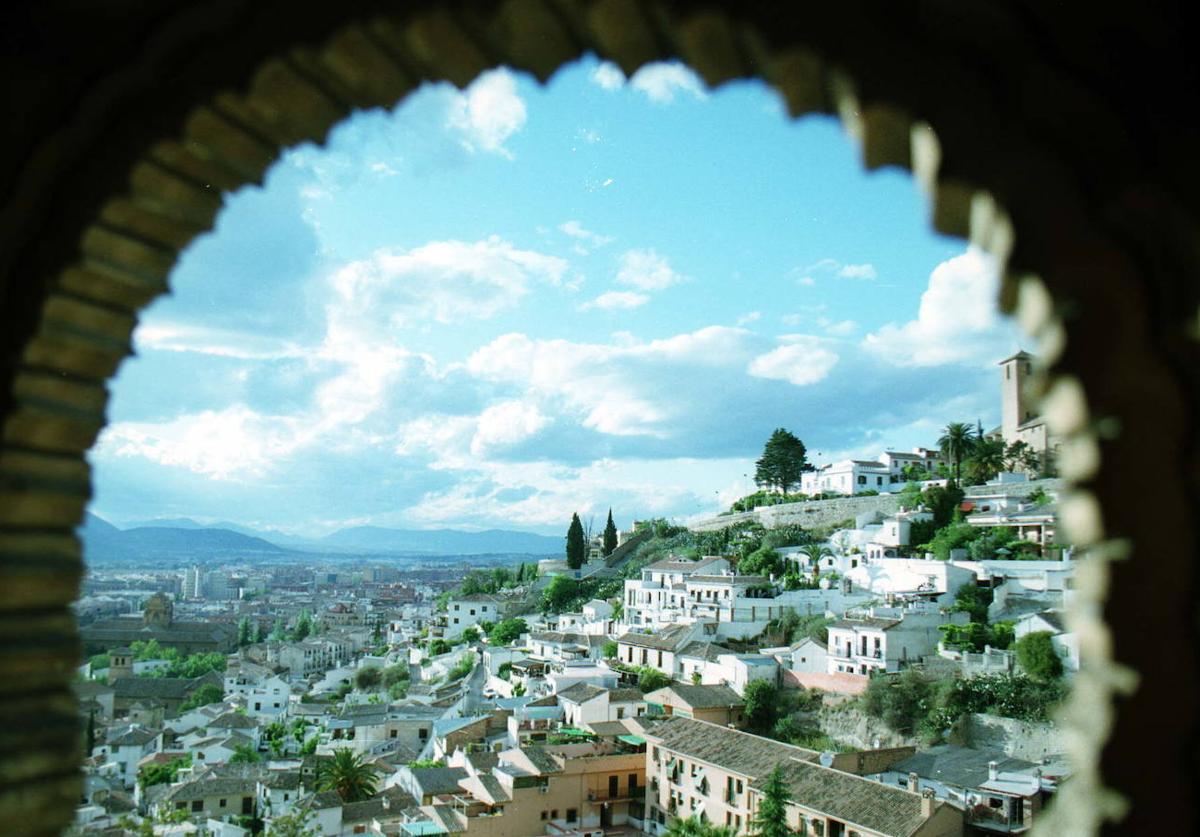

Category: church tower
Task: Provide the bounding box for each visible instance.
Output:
[1000,351,1035,444]
[142,592,173,628]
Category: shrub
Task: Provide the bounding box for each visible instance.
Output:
[355,666,382,691]
[1014,631,1064,681]
[488,618,527,646]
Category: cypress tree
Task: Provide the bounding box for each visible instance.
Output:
[750,766,792,837]
[565,513,586,569]
[602,509,619,556]
[754,428,811,494]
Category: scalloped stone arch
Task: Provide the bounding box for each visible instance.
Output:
[0,3,1194,835]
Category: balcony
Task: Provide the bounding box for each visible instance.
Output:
[588,786,646,804]
[967,804,1029,833]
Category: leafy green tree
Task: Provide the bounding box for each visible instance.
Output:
[754,428,812,494]
[355,666,382,691]
[299,737,318,755]
[542,575,581,613]
[862,669,933,735]
[461,627,481,644]
[138,755,191,789]
[269,617,286,641]
[382,664,410,688]
[566,513,586,569]
[602,641,618,659]
[967,527,1018,560]
[920,484,965,528]
[230,743,262,764]
[921,522,982,561]
[1015,631,1064,681]
[742,679,780,733]
[179,682,225,712]
[637,667,670,693]
[237,617,253,648]
[266,807,319,836]
[428,639,451,657]
[1005,440,1042,474]
[488,618,527,646]
[318,747,378,802]
[750,767,792,837]
[292,611,313,641]
[938,422,976,484]
[408,758,444,768]
[602,509,619,556]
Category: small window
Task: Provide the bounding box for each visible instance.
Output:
[551,810,559,819]
[453,604,459,611]
[541,812,548,821]
[470,609,476,616]
[192,800,203,812]
[567,809,578,823]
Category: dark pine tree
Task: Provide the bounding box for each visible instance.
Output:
[565,513,586,569]
[602,509,619,556]
[754,428,811,494]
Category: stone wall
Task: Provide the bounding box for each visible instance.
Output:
[952,713,1066,763]
[816,703,919,751]
[963,478,1064,498]
[690,493,901,533]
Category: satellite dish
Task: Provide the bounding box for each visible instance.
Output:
[819,751,834,768]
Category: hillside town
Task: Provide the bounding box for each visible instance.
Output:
[72,354,1076,837]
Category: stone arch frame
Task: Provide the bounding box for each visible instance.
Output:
[0,2,1194,834]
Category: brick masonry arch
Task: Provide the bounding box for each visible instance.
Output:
[0,2,1195,834]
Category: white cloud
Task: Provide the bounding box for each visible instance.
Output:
[837,263,877,280]
[446,69,527,158]
[466,326,750,437]
[862,247,1014,367]
[133,323,304,360]
[591,62,625,91]
[328,237,568,331]
[470,401,551,456]
[820,318,857,336]
[747,336,840,387]
[97,405,308,480]
[615,249,687,291]
[630,63,707,104]
[559,220,614,249]
[580,291,650,311]
[796,276,815,287]
[737,311,762,326]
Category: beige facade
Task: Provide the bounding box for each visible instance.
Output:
[644,717,961,837]
[418,744,646,837]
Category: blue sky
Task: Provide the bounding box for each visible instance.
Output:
[88,57,1024,536]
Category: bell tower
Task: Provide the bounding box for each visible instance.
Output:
[999,351,1034,444]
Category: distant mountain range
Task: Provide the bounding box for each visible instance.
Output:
[80,514,564,562]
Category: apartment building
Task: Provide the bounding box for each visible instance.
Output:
[643,717,961,837]
[827,606,966,676]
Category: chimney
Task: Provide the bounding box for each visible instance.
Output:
[921,788,936,818]
[907,772,919,793]
[988,761,999,781]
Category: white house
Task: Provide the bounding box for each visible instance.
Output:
[224,660,290,718]
[98,724,163,788]
[827,604,967,675]
[623,556,732,628]
[443,594,505,641]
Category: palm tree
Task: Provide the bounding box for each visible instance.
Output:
[796,543,834,580]
[317,747,378,802]
[665,816,737,837]
[969,438,1007,484]
[938,422,976,485]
